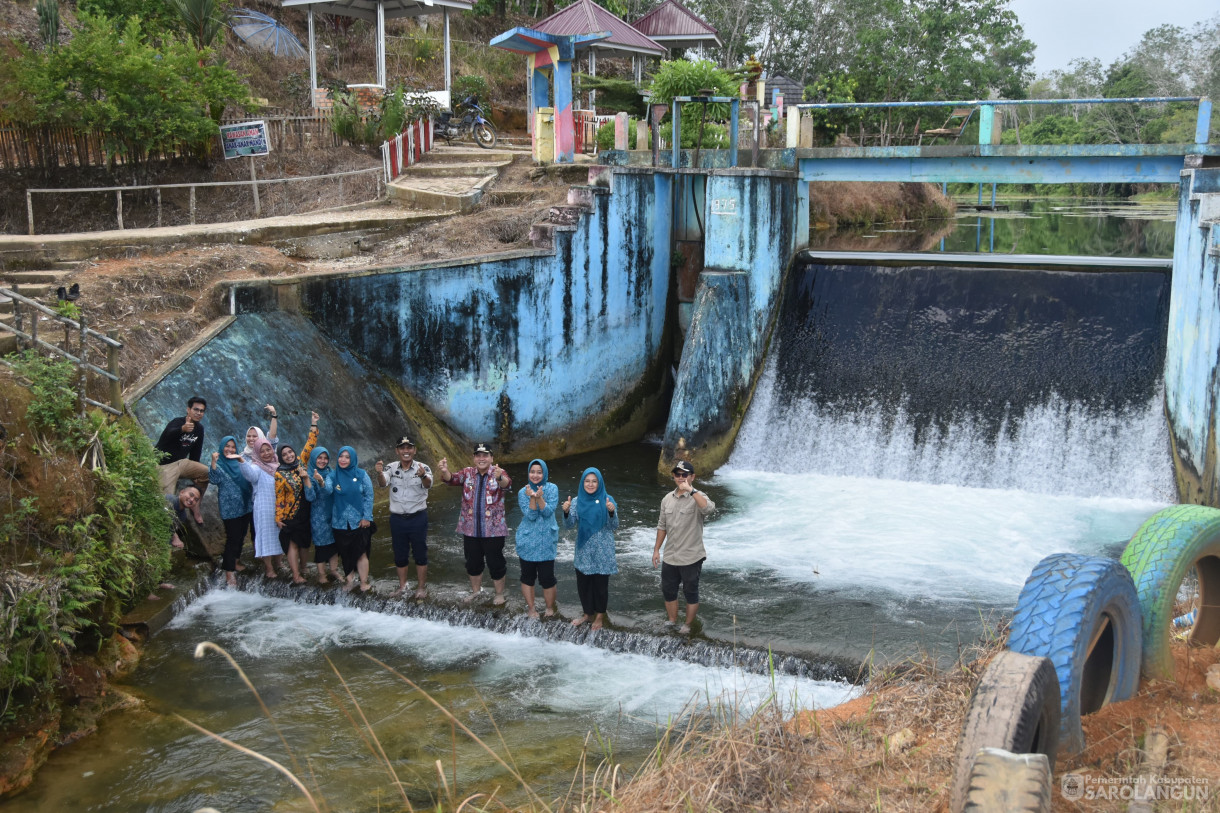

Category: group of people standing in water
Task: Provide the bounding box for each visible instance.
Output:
[156,398,717,632]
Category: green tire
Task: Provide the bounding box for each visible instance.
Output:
[1120,504,1220,681]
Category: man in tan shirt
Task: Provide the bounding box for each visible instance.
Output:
[652,460,716,634]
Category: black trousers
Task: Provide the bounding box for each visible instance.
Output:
[462,535,507,579]
[334,526,371,574]
[222,513,252,572]
[575,569,610,615]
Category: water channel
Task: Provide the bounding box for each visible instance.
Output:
[8,197,1178,811]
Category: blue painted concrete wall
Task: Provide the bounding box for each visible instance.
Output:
[662,170,798,470]
[1165,166,1220,504]
[226,170,672,462]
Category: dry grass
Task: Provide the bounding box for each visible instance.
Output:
[607,629,1008,813]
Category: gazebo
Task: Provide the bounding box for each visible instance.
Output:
[631,0,720,58]
[532,0,665,99]
[282,0,474,108]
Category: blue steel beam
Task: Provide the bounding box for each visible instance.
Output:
[798,154,1192,184]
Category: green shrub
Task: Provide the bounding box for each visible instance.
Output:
[596,119,649,151]
[453,74,489,104]
[0,355,171,720]
[646,59,739,148]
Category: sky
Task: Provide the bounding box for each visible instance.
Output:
[1008,0,1220,74]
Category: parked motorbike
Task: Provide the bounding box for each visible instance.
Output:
[436,96,498,149]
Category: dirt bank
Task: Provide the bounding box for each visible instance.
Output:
[811,180,956,230]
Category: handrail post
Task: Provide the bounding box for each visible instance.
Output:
[671,100,680,169]
[77,313,87,418]
[116,189,123,230]
[189,186,196,225]
[26,190,34,235]
[729,99,739,168]
[107,330,122,413]
[12,301,22,351]
[249,156,261,217]
[156,187,162,227]
[1197,98,1213,145]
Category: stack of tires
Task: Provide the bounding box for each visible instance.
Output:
[948,505,1220,812]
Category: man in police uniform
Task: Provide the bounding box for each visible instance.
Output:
[375,436,433,599]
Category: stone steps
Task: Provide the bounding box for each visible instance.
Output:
[528,181,610,250]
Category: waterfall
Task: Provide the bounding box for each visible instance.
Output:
[729,259,1174,501]
[174,571,861,684]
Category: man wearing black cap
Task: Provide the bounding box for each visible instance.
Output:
[439,443,512,604]
[375,436,433,599]
[652,460,716,634]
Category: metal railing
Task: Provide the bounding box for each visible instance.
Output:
[24,167,385,235]
[0,288,124,416]
[789,96,1213,148]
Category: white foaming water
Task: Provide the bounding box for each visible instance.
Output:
[171,591,854,716]
[631,470,1163,605]
[731,360,1175,501]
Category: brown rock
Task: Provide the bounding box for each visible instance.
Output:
[108,632,140,677]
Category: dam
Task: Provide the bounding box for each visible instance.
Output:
[11,98,1216,810]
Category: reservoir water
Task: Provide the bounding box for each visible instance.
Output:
[7,197,1178,811]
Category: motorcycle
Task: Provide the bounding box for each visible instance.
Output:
[436,95,498,149]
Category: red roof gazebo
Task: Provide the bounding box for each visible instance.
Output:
[632,0,720,57]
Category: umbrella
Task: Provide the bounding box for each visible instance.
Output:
[229,9,307,58]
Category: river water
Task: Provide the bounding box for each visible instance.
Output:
[8,198,1177,811]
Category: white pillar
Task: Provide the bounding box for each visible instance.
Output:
[786,106,800,148]
[376,1,386,87]
[589,49,596,110]
[443,7,451,95]
[308,6,317,104]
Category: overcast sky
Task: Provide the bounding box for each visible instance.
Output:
[1008,0,1220,74]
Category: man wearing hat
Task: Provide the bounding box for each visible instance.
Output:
[375,436,433,599]
[438,443,512,604]
[652,460,716,634]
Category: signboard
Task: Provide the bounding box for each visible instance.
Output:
[219,120,269,160]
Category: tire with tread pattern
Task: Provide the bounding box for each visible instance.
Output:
[949,650,1059,813]
[1120,504,1220,680]
[962,748,1051,813]
[474,121,498,148]
[1007,552,1142,754]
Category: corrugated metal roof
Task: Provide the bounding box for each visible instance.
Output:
[283,0,473,22]
[534,0,666,56]
[631,0,719,46]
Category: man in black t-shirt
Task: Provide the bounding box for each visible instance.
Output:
[155,396,209,523]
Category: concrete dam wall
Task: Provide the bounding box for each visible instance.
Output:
[136,171,676,462]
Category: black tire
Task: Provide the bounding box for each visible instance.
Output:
[473,121,498,149]
[962,748,1051,813]
[1008,553,1142,755]
[949,651,1060,813]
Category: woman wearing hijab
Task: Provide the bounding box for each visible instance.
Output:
[306,445,340,585]
[275,413,319,585]
[516,458,560,619]
[242,438,284,578]
[240,404,279,459]
[331,445,375,592]
[209,435,253,586]
[561,467,618,630]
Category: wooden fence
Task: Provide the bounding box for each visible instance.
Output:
[0,112,342,171]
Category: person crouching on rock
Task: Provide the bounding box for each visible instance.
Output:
[517,458,559,619]
[438,443,511,605]
[210,436,253,586]
[331,446,374,593]
[562,467,618,631]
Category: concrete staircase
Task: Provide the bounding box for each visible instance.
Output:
[386,145,525,213]
[528,169,612,251]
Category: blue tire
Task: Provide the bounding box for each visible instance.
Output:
[1008,553,1142,754]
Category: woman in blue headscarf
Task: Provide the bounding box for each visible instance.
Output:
[209,435,253,586]
[331,445,374,592]
[516,458,560,618]
[561,467,618,630]
[306,445,340,585]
